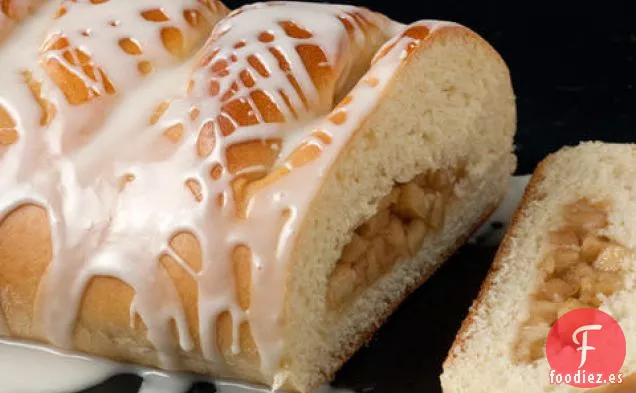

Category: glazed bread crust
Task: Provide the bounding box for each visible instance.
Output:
[0,2,515,392]
[0,0,47,44]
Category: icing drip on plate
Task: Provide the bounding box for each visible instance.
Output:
[0,338,121,393]
[0,338,354,393]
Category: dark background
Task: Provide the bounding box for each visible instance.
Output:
[86,1,635,392]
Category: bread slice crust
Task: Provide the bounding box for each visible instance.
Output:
[442,142,636,393]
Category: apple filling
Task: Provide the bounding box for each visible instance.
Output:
[327,167,466,310]
[514,198,630,363]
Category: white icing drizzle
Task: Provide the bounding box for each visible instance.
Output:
[0,0,225,352]
[72,55,198,181]
[0,0,227,190]
[28,1,397,378]
[36,0,224,155]
[0,1,460,388]
[0,0,56,191]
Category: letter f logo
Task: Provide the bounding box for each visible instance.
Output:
[573,324,603,368]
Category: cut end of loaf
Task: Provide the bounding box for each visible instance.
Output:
[325,165,468,311]
[0,3,516,391]
[442,142,636,393]
[513,197,629,364]
[283,24,516,392]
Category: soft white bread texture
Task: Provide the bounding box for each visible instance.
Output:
[441,142,636,393]
[284,25,516,392]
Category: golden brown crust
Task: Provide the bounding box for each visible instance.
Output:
[0,204,51,338]
[0,11,513,391]
[0,3,390,386]
[39,0,227,147]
